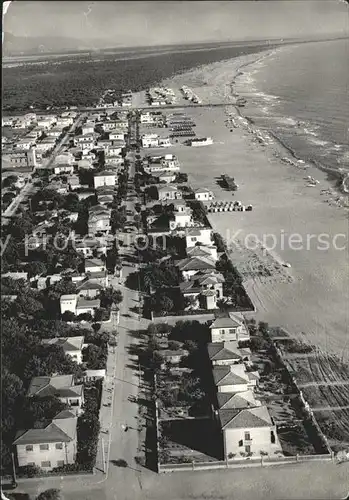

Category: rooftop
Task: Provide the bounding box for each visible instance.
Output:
[27,374,74,397]
[217,390,261,410]
[213,364,249,387]
[219,406,273,430]
[42,336,84,352]
[210,312,244,330]
[14,411,77,445]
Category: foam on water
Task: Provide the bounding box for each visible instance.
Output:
[234,39,349,177]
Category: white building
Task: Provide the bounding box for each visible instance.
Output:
[194,188,214,201]
[60,294,78,315]
[109,130,125,141]
[93,170,117,189]
[54,164,74,175]
[185,227,213,248]
[142,134,159,148]
[209,313,250,343]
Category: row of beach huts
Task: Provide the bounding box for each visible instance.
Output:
[205,200,253,213]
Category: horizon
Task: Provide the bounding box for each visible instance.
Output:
[4,0,348,49]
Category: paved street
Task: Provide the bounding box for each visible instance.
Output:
[2,112,86,222]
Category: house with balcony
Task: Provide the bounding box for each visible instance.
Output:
[42,336,84,364]
[218,406,279,458]
[13,410,77,471]
[27,375,84,414]
[209,313,250,343]
[53,164,74,178]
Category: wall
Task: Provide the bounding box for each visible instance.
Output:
[223,426,277,457]
[16,440,76,470]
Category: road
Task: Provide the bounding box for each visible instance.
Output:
[2,113,86,222]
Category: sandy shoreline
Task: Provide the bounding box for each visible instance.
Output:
[145,49,349,360]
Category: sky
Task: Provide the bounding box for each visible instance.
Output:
[4,0,349,47]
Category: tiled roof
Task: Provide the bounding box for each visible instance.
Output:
[213,365,249,386]
[84,258,104,268]
[177,256,216,271]
[78,280,104,291]
[210,313,243,330]
[14,411,77,445]
[219,406,273,430]
[14,423,73,445]
[76,298,100,309]
[207,342,243,361]
[217,390,260,410]
[42,336,84,352]
[27,375,74,397]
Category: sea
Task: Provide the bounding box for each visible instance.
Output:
[233,39,349,178]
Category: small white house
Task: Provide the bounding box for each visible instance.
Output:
[185,227,213,248]
[194,188,214,201]
[142,134,159,148]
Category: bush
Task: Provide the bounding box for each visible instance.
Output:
[17,464,41,477]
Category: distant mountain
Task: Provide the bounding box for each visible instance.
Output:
[3,32,111,56]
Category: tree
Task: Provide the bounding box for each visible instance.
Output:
[26,261,47,278]
[2,175,18,187]
[101,287,123,307]
[82,344,107,370]
[36,489,62,500]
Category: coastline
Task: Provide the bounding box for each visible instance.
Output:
[153,47,349,359]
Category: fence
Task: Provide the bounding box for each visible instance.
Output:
[158,452,334,473]
[1,470,93,483]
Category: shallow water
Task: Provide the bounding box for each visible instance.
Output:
[234,39,349,175]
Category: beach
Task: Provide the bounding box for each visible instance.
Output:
[138,47,349,360]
